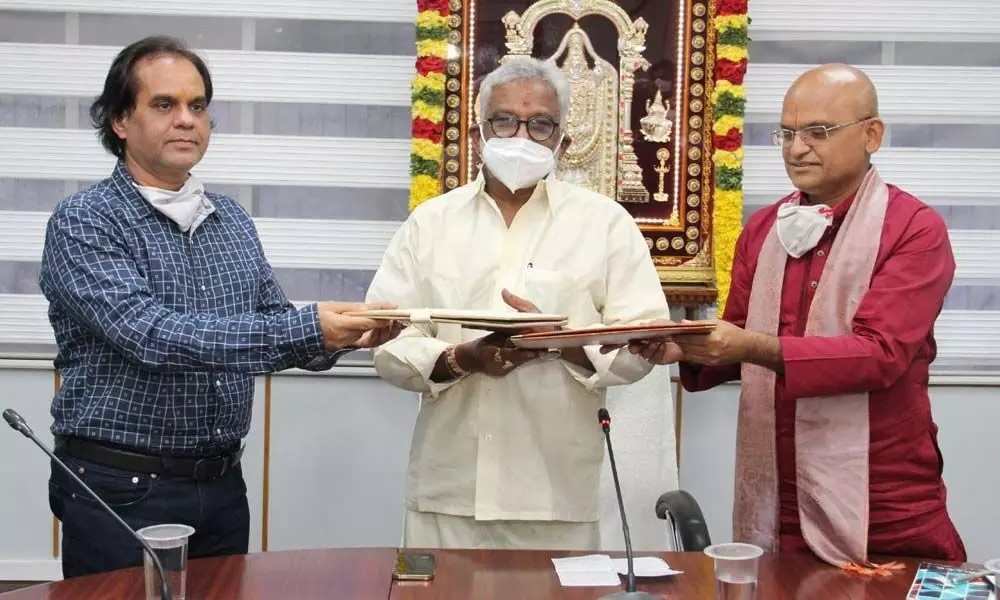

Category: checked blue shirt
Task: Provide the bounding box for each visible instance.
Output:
[40,161,339,454]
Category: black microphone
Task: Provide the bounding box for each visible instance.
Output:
[3,409,171,600]
[598,408,661,600]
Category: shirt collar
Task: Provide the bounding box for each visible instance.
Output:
[111,160,211,223]
[470,172,568,214]
[110,160,156,220]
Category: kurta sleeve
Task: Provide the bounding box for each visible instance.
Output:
[679,225,752,392]
[562,210,671,390]
[780,207,954,397]
[366,217,461,398]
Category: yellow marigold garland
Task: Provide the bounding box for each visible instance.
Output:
[711,0,749,316]
[410,2,450,211]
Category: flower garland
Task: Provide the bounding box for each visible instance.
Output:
[410,0,450,211]
[711,0,749,316]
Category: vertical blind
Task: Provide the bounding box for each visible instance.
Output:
[0,0,998,373]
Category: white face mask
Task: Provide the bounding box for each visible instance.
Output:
[480,131,560,193]
[136,175,215,237]
[776,201,833,258]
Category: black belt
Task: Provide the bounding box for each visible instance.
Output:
[55,436,243,481]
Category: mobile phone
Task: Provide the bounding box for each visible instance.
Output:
[392,551,436,581]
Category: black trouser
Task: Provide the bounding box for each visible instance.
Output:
[49,447,249,578]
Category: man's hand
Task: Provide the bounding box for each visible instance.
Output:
[354,320,406,349]
[316,301,400,351]
[598,319,686,365]
[671,319,751,366]
[454,332,540,377]
[501,288,559,333]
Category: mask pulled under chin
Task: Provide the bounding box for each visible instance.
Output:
[136,174,215,236]
[776,201,834,258]
[480,133,559,192]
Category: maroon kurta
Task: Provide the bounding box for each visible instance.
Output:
[681,185,966,560]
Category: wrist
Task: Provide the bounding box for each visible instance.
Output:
[452,342,479,374]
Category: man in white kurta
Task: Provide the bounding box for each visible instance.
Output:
[367,57,671,549]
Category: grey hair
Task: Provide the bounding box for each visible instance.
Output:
[479,57,570,129]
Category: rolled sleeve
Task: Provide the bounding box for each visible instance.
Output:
[373,328,457,397]
[563,345,654,391]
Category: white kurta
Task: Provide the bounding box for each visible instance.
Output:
[366,175,674,545]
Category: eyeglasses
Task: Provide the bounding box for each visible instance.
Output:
[771,117,875,147]
[485,113,558,142]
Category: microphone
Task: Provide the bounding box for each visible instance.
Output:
[597,408,661,600]
[3,409,171,600]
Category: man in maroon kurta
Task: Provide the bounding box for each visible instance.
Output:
[632,64,965,562]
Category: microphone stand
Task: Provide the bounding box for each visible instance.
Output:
[598,409,661,600]
[3,409,171,600]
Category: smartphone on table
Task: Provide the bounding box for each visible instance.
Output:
[392,550,436,581]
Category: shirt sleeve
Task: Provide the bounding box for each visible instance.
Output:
[679,225,751,392]
[562,210,671,391]
[366,217,460,398]
[39,200,327,374]
[780,207,955,397]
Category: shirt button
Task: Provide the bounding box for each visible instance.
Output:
[216,428,222,435]
[810,281,818,289]
[215,380,222,387]
[201,285,207,291]
[816,250,825,257]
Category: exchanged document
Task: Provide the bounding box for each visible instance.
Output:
[510,320,716,349]
[345,308,568,331]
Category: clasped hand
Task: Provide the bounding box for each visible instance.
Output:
[316,301,404,351]
[452,289,549,377]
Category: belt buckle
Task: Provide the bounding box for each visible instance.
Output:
[192,456,227,481]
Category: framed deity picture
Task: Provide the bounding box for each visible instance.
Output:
[416,0,736,308]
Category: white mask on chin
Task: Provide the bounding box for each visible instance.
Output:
[136,174,215,237]
[776,201,834,258]
[480,130,561,193]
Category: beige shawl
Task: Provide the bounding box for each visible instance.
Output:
[735,167,888,568]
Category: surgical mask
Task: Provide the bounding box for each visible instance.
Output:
[480,131,560,192]
[136,175,215,236]
[776,202,833,258]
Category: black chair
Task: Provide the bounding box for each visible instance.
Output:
[655,490,712,551]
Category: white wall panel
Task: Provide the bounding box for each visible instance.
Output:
[265,373,417,550]
[749,0,1000,41]
[0,0,416,22]
[746,65,1000,123]
[0,43,412,106]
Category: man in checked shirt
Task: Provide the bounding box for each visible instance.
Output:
[38,36,401,578]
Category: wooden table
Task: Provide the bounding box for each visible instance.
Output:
[0,549,944,599]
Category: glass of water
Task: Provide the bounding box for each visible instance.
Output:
[704,542,764,600]
[137,524,196,600]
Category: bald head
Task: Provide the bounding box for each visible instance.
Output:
[787,63,878,119]
[778,63,884,205]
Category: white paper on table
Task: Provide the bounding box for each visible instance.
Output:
[611,557,684,578]
[555,571,624,587]
[551,555,622,587]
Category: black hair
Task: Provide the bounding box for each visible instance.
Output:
[89,35,214,158]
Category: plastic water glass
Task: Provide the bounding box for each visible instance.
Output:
[704,543,764,600]
[985,558,1000,587]
[137,524,195,600]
